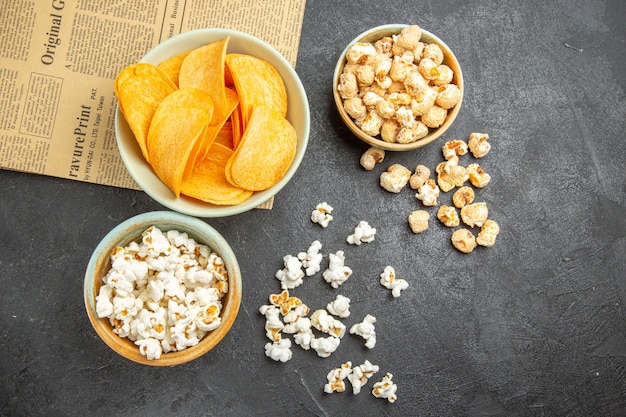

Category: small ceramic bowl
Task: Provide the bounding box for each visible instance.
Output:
[333,24,463,151]
[84,211,242,366]
[115,28,310,217]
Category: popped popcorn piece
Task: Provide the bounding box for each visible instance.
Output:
[347,221,377,245]
[372,373,398,403]
[297,240,323,276]
[348,360,380,394]
[409,164,431,189]
[310,335,341,358]
[380,119,401,142]
[460,202,489,227]
[408,210,430,234]
[360,147,385,170]
[415,179,440,206]
[343,96,367,120]
[379,266,409,298]
[95,226,228,360]
[432,64,454,86]
[437,205,460,227]
[435,83,461,109]
[292,320,314,350]
[324,361,353,394]
[310,309,346,338]
[269,289,303,316]
[275,254,305,290]
[338,72,358,99]
[380,164,411,193]
[451,228,477,253]
[265,338,293,363]
[418,57,441,80]
[422,43,444,65]
[346,42,377,64]
[468,132,491,158]
[442,139,469,160]
[311,202,334,228]
[322,251,353,288]
[435,160,468,192]
[467,163,491,188]
[396,25,422,50]
[350,314,377,349]
[326,295,351,318]
[282,304,311,325]
[476,219,500,247]
[357,109,384,136]
[259,304,284,342]
[452,186,475,208]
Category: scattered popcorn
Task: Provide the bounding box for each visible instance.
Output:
[451,228,477,253]
[95,226,228,360]
[380,164,411,193]
[275,254,305,290]
[326,294,351,318]
[409,164,430,189]
[468,132,491,158]
[415,179,440,206]
[292,323,314,350]
[372,373,398,403]
[283,303,310,325]
[460,202,489,227]
[324,361,353,394]
[350,314,377,349]
[408,210,430,234]
[323,250,353,288]
[379,266,409,298]
[265,338,293,363]
[347,221,377,245]
[436,160,468,192]
[269,289,304,316]
[452,186,475,208]
[442,139,468,160]
[437,205,460,227]
[348,360,380,394]
[311,202,334,228]
[477,219,500,247]
[259,304,284,342]
[467,163,491,188]
[360,147,386,170]
[297,240,323,276]
[311,335,341,358]
[310,309,346,338]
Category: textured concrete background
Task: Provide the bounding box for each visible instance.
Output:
[1,0,625,416]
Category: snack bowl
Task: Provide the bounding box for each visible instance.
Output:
[115,28,310,217]
[333,24,463,151]
[84,211,242,366]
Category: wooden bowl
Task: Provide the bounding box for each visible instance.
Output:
[333,24,464,151]
[84,211,242,366]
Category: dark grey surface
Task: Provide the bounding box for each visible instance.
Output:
[1,1,625,416]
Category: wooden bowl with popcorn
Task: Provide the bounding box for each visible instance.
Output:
[84,211,242,366]
[333,24,464,151]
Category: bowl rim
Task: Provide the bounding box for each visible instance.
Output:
[83,211,242,366]
[332,23,464,151]
[116,28,310,217]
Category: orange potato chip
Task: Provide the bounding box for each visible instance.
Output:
[181,143,253,205]
[230,104,243,149]
[213,120,234,149]
[226,104,296,191]
[147,87,214,197]
[179,37,230,120]
[184,87,239,180]
[225,54,287,128]
[157,50,191,87]
[115,63,177,162]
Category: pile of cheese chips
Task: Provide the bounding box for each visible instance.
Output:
[114,37,298,205]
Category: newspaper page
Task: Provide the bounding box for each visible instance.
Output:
[0,0,306,196]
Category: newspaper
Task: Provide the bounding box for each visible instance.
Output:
[0,0,306,202]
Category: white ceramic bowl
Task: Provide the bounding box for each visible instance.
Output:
[333,24,463,151]
[84,211,242,366]
[115,28,310,217]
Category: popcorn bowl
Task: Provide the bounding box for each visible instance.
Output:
[115,28,310,217]
[84,211,242,366]
[333,24,463,151]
